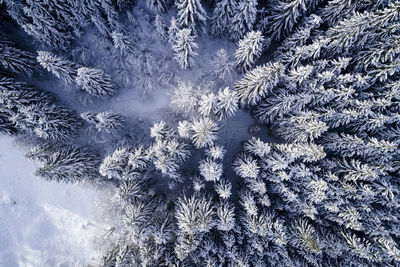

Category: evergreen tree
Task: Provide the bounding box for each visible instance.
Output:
[173,28,198,70]
[0,78,81,141]
[175,0,207,34]
[168,16,180,45]
[191,117,219,148]
[155,14,169,42]
[265,0,319,40]
[229,0,258,41]
[146,0,167,13]
[111,31,134,55]
[235,30,265,71]
[37,51,78,84]
[210,48,234,81]
[75,67,117,97]
[234,62,284,105]
[26,144,100,183]
[81,111,125,135]
[210,0,237,36]
[199,158,223,182]
[0,44,36,76]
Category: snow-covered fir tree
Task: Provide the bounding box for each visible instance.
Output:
[26,143,101,183]
[229,0,258,41]
[37,51,79,84]
[235,30,265,71]
[146,0,167,13]
[210,48,234,81]
[76,67,117,97]
[175,0,207,34]
[211,0,237,36]
[173,28,198,69]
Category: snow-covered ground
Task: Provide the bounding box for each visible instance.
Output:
[0,136,101,266]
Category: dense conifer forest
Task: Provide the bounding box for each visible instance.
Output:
[1,0,400,266]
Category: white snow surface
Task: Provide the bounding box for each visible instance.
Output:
[0,135,101,266]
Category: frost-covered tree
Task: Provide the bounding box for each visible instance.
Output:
[111,31,134,55]
[265,0,319,40]
[155,14,169,42]
[0,78,81,141]
[211,0,237,36]
[170,81,200,116]
[173,28,198,69]
[175,0,207,34]
[199,158,223,182]
[235,30,265,71]
[229,0,258,41]
[76,67,117,97]
[0,44,35,76]
[234,62,284,105]
[146,0,167,13]
[148,121,190,187]
[81,111,125,136]
[191,117,219,148]
[210,48,234,81]
[214,87,238,120]
[26,144,100,183]
[37,51,78,84]
[168,16,180,45]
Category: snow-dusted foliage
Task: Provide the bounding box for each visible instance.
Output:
[190,117,219,148]
[37,51,78,84]
[235,31,265,71]
[0,43,35,76]
[199,158,223,182]
[211,0,237,36]
[81,111,125,143]
[0,78,81,141]
[76,67,117,97]
[26,144,100,183]
[170,81,200,116]
[146,0,167,13]
[210,48,234,81]
[173,28,198,69]
[3,0,400,266]
[175,0,207,34]
[229,0,258,40]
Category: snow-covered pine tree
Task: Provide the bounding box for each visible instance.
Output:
[146,0,167,13]
[21,0,75,49]
[155,14,169,42]
[210,48,234,81]
[229,0,258,41]
[214,87,238,120]
[275,14,322,65]
[0,44,35,76]
[199,157,223,182]
[175,0,207,34]
[0,77,81,141]
[191,117,219,148]
[211,0,237,36]
[170,81,200,116]
[265,0,318,40]
[234,62,284,105]
[26,144,100,183]
[37,51,79,84]
[235,30,265,71]
[173,28,198,69]
[168,16,180,45]
[111,31,135,55]
[81,111,125,135]
[76,67,117,97]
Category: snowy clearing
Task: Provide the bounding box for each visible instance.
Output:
[0,136,101,266]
